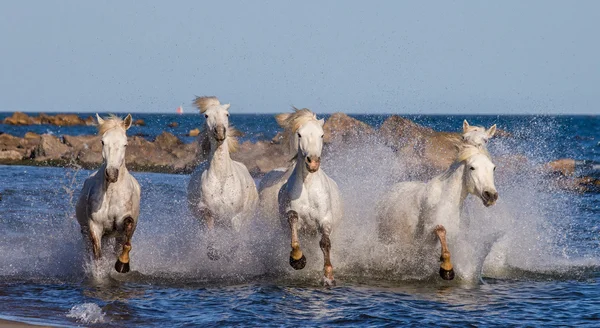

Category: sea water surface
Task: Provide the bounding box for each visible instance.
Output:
[0,114,599,326]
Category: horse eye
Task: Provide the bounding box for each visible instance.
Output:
[204,114,208,118]
[101,141,104,145]
[321,134,324,138]
[297,133,301,138]
[470,166,475,171]
[226,113,230,117]
[493,166,496,171]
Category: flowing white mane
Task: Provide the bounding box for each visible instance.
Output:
[193,96,221,113]
[457,143,491,163]
[275,107,318,154]
[97,115,125,135]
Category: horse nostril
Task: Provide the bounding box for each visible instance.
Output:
[306,157,313,163]
[492,192,499,201]
[483,191,491,199]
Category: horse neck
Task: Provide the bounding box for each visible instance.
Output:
[436,161,469,209]
[292,151,316,183]
[208,138,232,176]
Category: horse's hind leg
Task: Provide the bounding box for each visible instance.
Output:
[435,225,455,280]
[320,228,335,286]
[115,217,134,273]
[288,210,306,270]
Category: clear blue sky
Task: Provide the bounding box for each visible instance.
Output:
[0,1,598,114]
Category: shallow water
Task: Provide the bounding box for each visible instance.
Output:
[1,114,599,326]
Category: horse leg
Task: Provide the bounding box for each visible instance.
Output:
[435,225,455,280]
[202,208,220,261]
[115,216,134,273]
[288,210,306,270]
[320,229,335,286]
[89,225,102,261]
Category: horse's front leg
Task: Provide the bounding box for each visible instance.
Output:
[88,224,102,261]
[435,225,455,280]
[115,216,135,273]
[288,210,306,270]
[201,208,221,261]
[319,226,335,286]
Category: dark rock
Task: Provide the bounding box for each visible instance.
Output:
[167,122,179,128]
[155,132,182,149]
[31,134,70,161]
[3,112,34,125]
[133,119,146,126]
[323,112,375,143]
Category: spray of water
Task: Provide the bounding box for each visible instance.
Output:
[0,117,597,286]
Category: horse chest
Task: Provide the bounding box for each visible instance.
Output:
[288,181,326,224]
[202,173,244,214]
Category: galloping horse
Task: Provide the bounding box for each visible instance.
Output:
[276,108,343,286]
[377,137,498,280]
[76,114,141,273]
[187,96,258,260]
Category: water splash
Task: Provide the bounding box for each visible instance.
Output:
[67,303,106,324]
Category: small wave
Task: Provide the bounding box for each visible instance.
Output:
[66,303,106,324]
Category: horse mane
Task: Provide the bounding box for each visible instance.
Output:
[198,125,242,155]
[456,143,491,162]
[97,114,124,135]
[275,107,318,155]
[194,96,221,113]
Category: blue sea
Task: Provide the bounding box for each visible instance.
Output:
[0,113,599,326]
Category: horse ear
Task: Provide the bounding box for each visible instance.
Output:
[487,124,497,138]
[96,113,104,125]
[223,104,231,111]
[318,118,325,127]
[463,120,470,133]
[123,114,133,130]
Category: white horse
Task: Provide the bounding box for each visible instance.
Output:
[376,141,498,280]
[276,108,343,286]
[187,96,258,260]
[76,114,141,273]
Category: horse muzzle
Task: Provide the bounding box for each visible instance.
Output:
[305,156,320,173]
[482,190,498,207]
[214,126,226,142]
[105,168,119,183]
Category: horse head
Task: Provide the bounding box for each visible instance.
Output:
[462,120,496,150]
[96,113,132,183]
[297,118,325,173]
[276,107,324,173]
[460,145,498,207]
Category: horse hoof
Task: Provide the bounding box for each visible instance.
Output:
[114,260,130,273]
[439,267,455,280]
[207,246,221,261]
[289,254,306,270]
[323,276,336,287]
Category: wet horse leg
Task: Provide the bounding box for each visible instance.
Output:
[115,217,135,273]
[320,229,335,286]
[288,210,306,270]
[89,224,102,261]
[202,208,221,261]
[435,225,455,280]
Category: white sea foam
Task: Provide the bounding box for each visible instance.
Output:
[67,303,106,324]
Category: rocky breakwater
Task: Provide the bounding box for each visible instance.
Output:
[3,112,96,126]
[0,113,597,192]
